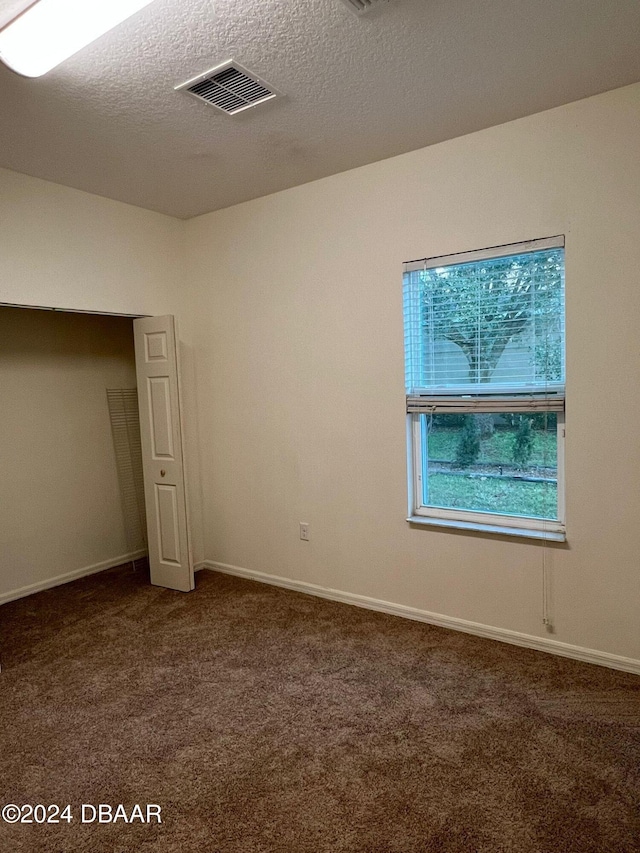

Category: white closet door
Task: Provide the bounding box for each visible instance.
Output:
[133,315,194,592]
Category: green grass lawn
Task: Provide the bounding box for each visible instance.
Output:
[428,426,557,468]
[426,472,557,518]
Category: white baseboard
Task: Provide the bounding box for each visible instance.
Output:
[0,550,148,606]
[197,560,640,676]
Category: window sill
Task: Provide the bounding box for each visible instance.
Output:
[406,515,566,542]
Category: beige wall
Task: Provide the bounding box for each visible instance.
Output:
[0,307,139,600]
[0,167,183,317]
[184,83,640,662]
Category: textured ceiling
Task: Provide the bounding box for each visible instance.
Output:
[1,0,640,219]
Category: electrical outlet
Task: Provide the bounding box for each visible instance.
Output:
[299,522,310,541]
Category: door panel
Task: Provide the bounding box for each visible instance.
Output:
[144,330,169,361]
[134,315,193,592]
[148,376,174,459]
[155,484,180,564]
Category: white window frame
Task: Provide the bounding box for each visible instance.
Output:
[404,236,566,541]
[407,410,565,540]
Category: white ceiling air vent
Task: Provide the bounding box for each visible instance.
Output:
[175,61,281,116]
[338,0,389,14]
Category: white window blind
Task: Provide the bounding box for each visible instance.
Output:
[404,236,565,398]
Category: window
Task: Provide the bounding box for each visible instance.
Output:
[403,236,565,540]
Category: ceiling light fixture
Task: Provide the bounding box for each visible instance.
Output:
[0,0,156,78]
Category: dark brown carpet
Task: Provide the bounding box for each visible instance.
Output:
[1,565,639,853]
